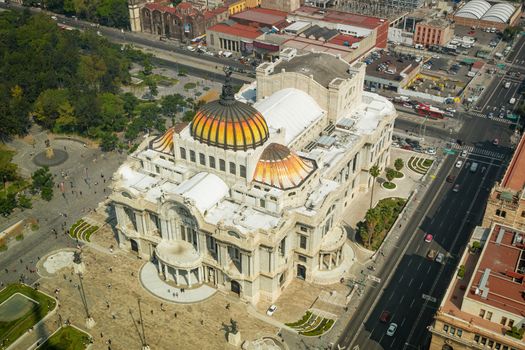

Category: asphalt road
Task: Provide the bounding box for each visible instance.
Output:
[335,115,514,350]
[476,73,522,116]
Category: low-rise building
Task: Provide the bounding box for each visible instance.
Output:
[288,6,389,49]
[453,0,522,31]
[483,134,525,231]
[229,7,289,30]
[364,53,420,92]
[414,18,454,47]
[429,222,525,350]
[206,21,263,54]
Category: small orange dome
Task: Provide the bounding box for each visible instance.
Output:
[190,70,269,151]
[253,143,316,190]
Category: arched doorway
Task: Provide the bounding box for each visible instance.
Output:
[442,345,453,350]
[130,239,139,252]
[297,264,306,280]
[231,280,241,295]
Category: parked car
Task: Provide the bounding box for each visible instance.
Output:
[446,175,456,183]
[266,304,277,316]
[386,323,398,336]
[455,160,463,168]
[380,311,391,323]
[426,148,436,155]
[453,184,460,192]
[435,253,445,264]
[493,138,499,146]
[424,233,433,243]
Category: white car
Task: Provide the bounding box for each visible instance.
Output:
[386,323,398,336]
[266,304,277,316]
[455,160,463,168]
[435,253,445,264]
[426,148,436,155]
[460,150,468,158]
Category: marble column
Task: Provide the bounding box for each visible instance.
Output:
[328,253,333,270]
[175,269,180,285]
[187,269,192,288]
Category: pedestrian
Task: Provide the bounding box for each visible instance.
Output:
[100,332,104,338]
[80,191,82,195]
[174,312,177,318]
[150,309,153,315]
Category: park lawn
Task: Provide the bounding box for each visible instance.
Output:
[0,284,56,348]
[38,326,90,350]
[0,144,15,167]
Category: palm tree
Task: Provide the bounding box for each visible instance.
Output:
[386,168,396,185]
[369,165,380,209]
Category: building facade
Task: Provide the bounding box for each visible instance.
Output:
[110,51,396,305]
[414,18,454,47]
[482,134,525,231]
[136,1,228,40]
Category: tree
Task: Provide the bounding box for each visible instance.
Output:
[0,163,19,183]
[97,92,125,131]
[33,89,70,129]
[0,193,17,216]
[145,78,158,97]
[502,26,521,42]
[142,57,153,76]
[394,158,404,172]
[122,92,138,118]
[41,186,53,201]
[100,132,118,151]
[386,168,396,184]
[31,167,54,201]
[18,194,32,209]
[369,165,380,209]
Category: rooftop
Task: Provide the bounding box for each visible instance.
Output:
[501,133,525,192]
[418,18,452,28]
[291,6,387,29]
[271,52,353,88]
[207,22,263,39]
[230,8,288,27]
[439,223,525,339]
[365,53,418,82]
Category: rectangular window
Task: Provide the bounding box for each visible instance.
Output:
[501,317,507,325]
[279,238,286,256]
[488,340,494,347]
[180,147,186,159]
[229,162,236,175]
[486,311,493,321]
[190,150,196,162]
[206,234,216,253]
[228,246,240,261]
[474,334,480,342]
[495,343,501,350]
[481,337,487,345]
[443,324,449,332]
[219,159,225,171]
[209,156,216,168]
[199,153,205,165]
[260,198,266,208]
[155,165,160,173]
[240,165,246,178]
[180,225,186,241]
[508,319,514,328]
[457,329,462,337]
[299,235,307,249]
[450,327,455,335]
[300,226,308,232]
[298,255,307,262]
[479,309,485,318]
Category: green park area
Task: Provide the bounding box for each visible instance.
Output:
[0,284,56,348]
[37,326,91,350]
[357,197,407,250]
[285,311,335,336]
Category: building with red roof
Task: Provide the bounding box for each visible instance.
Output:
[230,8,289,29]
[139,1,228,41]
[288,6,389,48]
[482,133,525,231]
[429,222,525,350]
[206,22,263,55]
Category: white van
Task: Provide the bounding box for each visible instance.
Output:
[504,81,511,89]
[470,162,479,172]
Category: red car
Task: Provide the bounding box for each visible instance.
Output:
[424,234,433,243]
[468,30,475,35]
[380,310,391,323]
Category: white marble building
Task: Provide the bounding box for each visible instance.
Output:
[110,50,397,304]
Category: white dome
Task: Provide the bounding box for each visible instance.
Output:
[456,0,491,19]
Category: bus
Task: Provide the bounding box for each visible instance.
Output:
[415,103,448,119]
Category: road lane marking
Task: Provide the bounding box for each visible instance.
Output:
[407,259,412,266]
[399,295,405,304]
[417,262,422,271]
[390,337,396,348]
[408,278,413,287]
[399,274,404,283]
[419,281,424,290]
[388,293,394,301]
[427,265,432,273]
[401,317,406,327]
[410,299,415,309]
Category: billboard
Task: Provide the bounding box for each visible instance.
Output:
[184,23,191,33]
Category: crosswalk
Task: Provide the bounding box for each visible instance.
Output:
[469,112,514,125]
[450,144,505,159]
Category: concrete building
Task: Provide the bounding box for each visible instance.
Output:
[429,223,525,350]
[288,6,389,49]
[364,53,420,92]
[260,0,300,14]
[482,134,525,231]
[414,18,454,47]
[229,8,289,30]
[453,0,522,31]
[110,52,396,305]
[206,22,263,54]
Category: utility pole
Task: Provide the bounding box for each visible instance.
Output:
[77,273,95,328]
[138,298,150,350]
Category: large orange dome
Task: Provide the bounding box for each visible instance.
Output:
[190,70,269,151]
[253,143,316,190]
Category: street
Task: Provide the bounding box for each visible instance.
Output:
[336,114,514,350]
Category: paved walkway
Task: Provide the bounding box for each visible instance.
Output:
[139,262,216,303]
